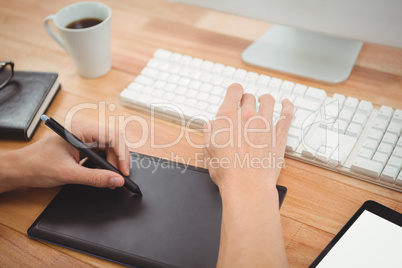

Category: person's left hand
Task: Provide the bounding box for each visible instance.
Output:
[0,120,130,193]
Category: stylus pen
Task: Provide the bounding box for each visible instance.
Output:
[40,115,142,195]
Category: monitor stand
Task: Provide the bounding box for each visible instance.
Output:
[242,25,363,84]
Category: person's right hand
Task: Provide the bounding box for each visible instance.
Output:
[202,83,293,268]
[203,83,294,191]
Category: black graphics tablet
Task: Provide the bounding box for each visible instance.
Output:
[310,200,402,268]
[28,152,287,268]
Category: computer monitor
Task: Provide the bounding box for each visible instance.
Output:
[171,0,402,84]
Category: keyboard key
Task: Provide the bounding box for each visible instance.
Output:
[185,89,198,98]
[211,63,225,75]
[190,57,203,69]
[346,123,362,137]
[208,95,221,105]
[302,128,340,160]
[164,81,177,92]
[291,109,317,129]
[147,58,161,69]
[377,142,393,158]
[329,150,347,166]
[222,66,236,78]
[135,75,154,86]
[196,92,210,101]
[316,146,336,163]
[351,112,368,126]
[387,156,402,170]
[293,98,321,112]
[387,122,402,136]
[186,99,197,107]
[293,84,307,97]
[128,82,144,92]
[233,69,247,82]
[329,134,357,166]
[120,89,138,104]
[332,120,348,134]
[367,128,384,144]
[163,92,175,101]
[200,60,214,71]
[288,126,303,143]
[280,81,295,94]
[372,151,389,166]
[245,72,259,85]
[343,97,359,111]
[351,157,384,178]
[338,108,354,123]
[286,136,300,152]
[256,75,270,88]
[396,172,402,186]
[331,93,346,109]
[141,67,159,78]
[357,147,374,159]
[378,105,394,121]
[305,87,326,104]
[356,100,373,115]
[154,49,172,60]
[268,78,282,91]
[170,52,182,63]
[157,72,169,81]
[372,118,389,133]
[196,101,209,110]
[380,165,399,183]
[180,55,193,65]
[393,146,402,158]
[362,138,379,152]
[391,109,402,123]
[382,133,398,147]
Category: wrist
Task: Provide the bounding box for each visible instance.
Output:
[0,150,28,193]
[218,172,279,206]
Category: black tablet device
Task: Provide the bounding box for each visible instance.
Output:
[310,200,402,268]
[28,152,287,268]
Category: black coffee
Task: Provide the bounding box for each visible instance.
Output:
[66,18,103,29]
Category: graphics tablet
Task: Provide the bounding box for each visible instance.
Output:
[28,152,287,268]
[310,200,402,268]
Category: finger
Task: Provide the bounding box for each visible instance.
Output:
[275,99,294,151]
[73,122,130,176]
[217,83,244,117]
[240,93,257,119]
[68,165,125,189]
[203,120,214,155]
[203,120,214,145]
[258,94,275,120]
[110,129,130,176]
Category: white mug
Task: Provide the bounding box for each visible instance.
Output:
[44,2,111,78]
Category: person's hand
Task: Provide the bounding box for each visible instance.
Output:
[0,120,130,193]
[203,84,293,268]
[203,83,294,192]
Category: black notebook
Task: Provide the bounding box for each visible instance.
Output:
[28,152,287,268]
[0,71,60,140]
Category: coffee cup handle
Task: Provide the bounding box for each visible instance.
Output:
[44,15,67,52]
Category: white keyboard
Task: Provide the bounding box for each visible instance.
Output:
[121,49,402,192]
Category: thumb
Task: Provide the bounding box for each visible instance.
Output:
[68,165,125,189]
[203,120,214,152]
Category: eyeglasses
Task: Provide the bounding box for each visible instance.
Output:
[0,61,14,90]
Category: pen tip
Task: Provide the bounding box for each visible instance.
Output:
[41,114,49,122]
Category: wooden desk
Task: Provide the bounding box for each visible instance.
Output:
[1,0,401,266]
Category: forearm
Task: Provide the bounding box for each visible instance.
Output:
[0,150,28,193]
[217,178,288,268]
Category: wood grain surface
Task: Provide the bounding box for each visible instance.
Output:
[0,0,401,267]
